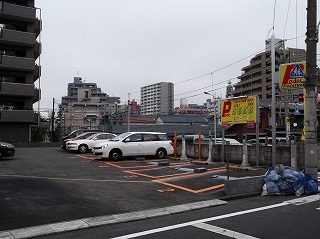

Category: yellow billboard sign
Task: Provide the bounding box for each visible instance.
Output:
[221,96,257,124]
[279,61,306,89]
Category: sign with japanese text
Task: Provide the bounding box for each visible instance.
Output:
[247,120,255,128]
[221,96,257,124]
[279,61,306,89]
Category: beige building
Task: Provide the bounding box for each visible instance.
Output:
[61,77,120,133]
[231,38,306,100]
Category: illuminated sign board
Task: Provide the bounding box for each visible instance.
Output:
[221,96,257,124]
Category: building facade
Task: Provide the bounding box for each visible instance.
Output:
[0,0,41,142]
[61,77,120,134]
[231,38,306,100]
[140,82,174,115]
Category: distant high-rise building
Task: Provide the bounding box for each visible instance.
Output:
[0,0,42,142]
[231,38,306,100]
[140,82,174,115]
[61,77,120,132]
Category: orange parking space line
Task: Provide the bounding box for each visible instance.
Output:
[152,179,225,194]
[104,162,157,169]
[124,168,226,182]
[76,155,98,161]
[124,170,192,179]
[126,166,226,178]
[123,171,159,179]
[153,168,227,181]
[194,184,225,193]
[103,161,189,169]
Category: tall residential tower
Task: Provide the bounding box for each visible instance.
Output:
[140,82,174,115]
[0,0,41,142]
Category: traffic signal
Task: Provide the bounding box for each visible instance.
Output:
[298,93,304,102]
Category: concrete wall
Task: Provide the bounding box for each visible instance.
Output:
[175,142,314,170]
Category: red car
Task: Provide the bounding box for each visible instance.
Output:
[61,131,102,149]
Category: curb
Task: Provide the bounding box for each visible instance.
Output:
[0,199,228,239]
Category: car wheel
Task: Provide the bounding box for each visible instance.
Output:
[78,144,88,153]
[109,149,121,161]
[156,149,166,159]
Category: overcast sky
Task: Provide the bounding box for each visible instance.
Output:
[35,0,313,113]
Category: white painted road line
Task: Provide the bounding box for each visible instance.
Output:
[110,202,289,239]
[285,194,320,206]
[111,194,320,239]
[193,222,259,239]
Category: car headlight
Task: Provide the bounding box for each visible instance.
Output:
[101,144,108,149]
[0,143,14,148]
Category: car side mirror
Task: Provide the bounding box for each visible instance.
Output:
[124,138,130,143]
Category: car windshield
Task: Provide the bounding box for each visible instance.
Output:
[76,132,93,139]
[110,132,131,141]
[86,133,100,140]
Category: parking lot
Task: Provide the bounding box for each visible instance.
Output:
[0,147,267,231]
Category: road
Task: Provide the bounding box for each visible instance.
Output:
[34,194,320,239]
[0,147,318,239]
[0,147,262,229]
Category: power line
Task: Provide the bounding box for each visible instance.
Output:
[283,0,292,39]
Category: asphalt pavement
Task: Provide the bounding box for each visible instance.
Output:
[0,147,300,239]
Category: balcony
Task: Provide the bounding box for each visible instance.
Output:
[33,65,40,81]
[0,54,35,71]
[33,88,40,102]
[33,19,41,37]
[0,82,36,97]
[0,28,35,47]
[0,2,36,22]
[33,41,41,58]
[0,109,38,123]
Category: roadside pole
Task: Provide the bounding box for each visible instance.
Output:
[255,95,260,166]
[271,34,277,165]
[305,0,318,181]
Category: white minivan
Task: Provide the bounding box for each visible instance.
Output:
[100,132,174,161]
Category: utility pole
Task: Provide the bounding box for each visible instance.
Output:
[271,34,277,165]
[305,0,318,180]
[127,93,130,132]
[51,97,55,141]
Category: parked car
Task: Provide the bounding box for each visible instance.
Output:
[0,141,15,159]
[62,129,101,141]
[175,134,205,142]
[66,133,116,153]
[100,132,174,161]
[207,137,242,145]
[61,131,102,149]
[246,137,286,146]
[92,142,110,155]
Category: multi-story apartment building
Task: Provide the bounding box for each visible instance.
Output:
[0,0,41,142]
[61,77,120,133]
[231,38,306,100]
[140,82,174,115]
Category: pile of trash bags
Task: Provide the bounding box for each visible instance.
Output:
[262,164,319,196]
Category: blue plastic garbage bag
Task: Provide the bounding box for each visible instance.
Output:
[262,164,319,196]
[276,181,294,195]
[304,173,318,195]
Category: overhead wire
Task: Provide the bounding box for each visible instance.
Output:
[283,0,292,40]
